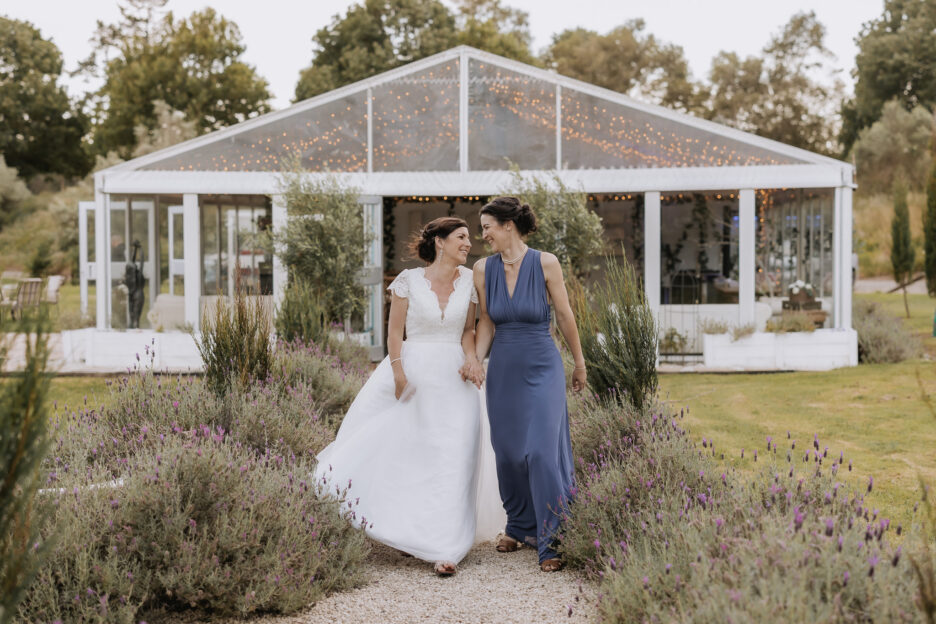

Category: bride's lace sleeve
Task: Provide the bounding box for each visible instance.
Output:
[387,270,409,299]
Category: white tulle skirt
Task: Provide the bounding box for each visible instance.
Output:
[314,339,505,563]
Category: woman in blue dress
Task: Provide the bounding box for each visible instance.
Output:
[471,196,587,572]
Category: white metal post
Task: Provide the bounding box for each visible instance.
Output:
[272,195,288,312]
[739,189,756,326]
[78,201,90,318]
[94,184,108,329]
[366,87,373,174]
[833,187,843,328]
[644,192,661,315]
[555,85,562,170]
[183,194,201,330]
[459,50,469,173]
[839,186,853,329]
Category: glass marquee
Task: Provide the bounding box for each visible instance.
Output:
[139,48,809,173]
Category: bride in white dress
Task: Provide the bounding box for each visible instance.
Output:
[314,217,505,575]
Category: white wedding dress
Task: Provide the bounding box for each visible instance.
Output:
[314,266,505,563]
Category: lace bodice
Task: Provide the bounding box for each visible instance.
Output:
[387,266,478,343]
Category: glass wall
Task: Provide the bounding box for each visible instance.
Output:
[755,188,834,326]
[199,195,273,297]
[660,191,739,305]
[587,194,643,283]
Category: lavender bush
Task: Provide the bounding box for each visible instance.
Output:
[20,338,371,622]
[23,423,368,622]
[562,395,925,622]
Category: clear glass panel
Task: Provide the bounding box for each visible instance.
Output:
[660,191,740,305]
[141,93,368,172]
[110,199,127,263]
[561,89,805,169]
[756,188,834,327]
[201,196,272,298]
[587,194,643,282]
[468,60,556,170]
[202,203,221,296]
[372,60,459,171]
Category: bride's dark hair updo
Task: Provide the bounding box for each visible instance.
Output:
[480,196,537,235]
[407,216,469,264]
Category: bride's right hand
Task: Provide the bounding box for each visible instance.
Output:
[393,372,409,400]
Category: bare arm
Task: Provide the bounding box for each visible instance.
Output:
[472,258,495,360]
[459,301,484,387]
[387,292,409,399]
[541,252,587,392]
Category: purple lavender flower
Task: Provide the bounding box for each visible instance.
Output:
[843,570,850,586]
[825,518,834,536]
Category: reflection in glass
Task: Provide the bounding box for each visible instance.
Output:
[660,191,739,305]
[468,60,556,170]
[200,196,272,297]
[755,189,834,327]
[561,89,805,169]
[371,61,459,171]
[142,94,368,172]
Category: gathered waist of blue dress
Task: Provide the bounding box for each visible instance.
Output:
[492,321,553,343]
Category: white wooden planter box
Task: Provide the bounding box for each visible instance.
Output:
[702,328,858,371]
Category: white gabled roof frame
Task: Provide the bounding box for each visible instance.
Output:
[101,45,852,184]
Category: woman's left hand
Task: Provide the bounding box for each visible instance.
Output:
[571,367,586,393]
[461,357,485,388]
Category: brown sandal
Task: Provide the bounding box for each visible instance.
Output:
[495,535,520,553]
[434,561,456,576]
[540,558,563,572]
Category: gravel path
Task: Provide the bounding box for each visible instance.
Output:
[224,541,593,624]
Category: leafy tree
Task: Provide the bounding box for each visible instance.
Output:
[840,0,936,155]
[81,1,270,157]
[705,12,842,156]
[131,99,199,158]
[891,179,915,317]
[294,0,538,101]
[0,17,92,179]
[453,0,537,65]
[294,0,457,101]
[274,169,371,325]
[505,168,605,281]
[925,145,936,296]
[544,20,704,113]
[0,156,30,229]
[849,99,935,194]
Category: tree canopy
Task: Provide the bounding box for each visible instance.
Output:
[0,17,92,179]
[841,0,936,155]
[81,0,271,157]
[704,12,842,156]
[294,0,536,101]
[544,20,703,113]
[850,99,934,194]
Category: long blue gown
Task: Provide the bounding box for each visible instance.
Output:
[484,249,575,563]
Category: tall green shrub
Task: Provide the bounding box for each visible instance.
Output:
[573,254,658,410]
[0,319,52,624]
[275,169,370,325]
[891,179,916,317]
[195,281,274,396]
[925,152,936,297]
[275,277,330,346]
[505,168,605,280]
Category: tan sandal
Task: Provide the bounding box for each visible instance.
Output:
[495,535,520,553]
[540,558,563,572]
[434,561,456,576]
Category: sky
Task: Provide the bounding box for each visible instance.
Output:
[4,0,885,111]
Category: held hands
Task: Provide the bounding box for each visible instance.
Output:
[459,356,485,389]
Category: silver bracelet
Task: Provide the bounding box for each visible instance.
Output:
[390,357,402,364]
[574,365,586,370]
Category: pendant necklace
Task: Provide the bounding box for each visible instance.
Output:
[502,245,528,265]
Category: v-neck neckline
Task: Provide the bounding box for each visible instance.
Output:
[502,250,530,301]
[420,267,460,321]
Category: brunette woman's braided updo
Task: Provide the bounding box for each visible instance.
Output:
[480,196,537,235]
[407,216,469,264]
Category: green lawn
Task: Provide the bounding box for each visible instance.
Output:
[48,375,113,417]
[659,359,936,528]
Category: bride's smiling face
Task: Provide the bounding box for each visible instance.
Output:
[439,226,471,264]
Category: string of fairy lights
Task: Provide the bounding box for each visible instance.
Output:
[143,58,803,173]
